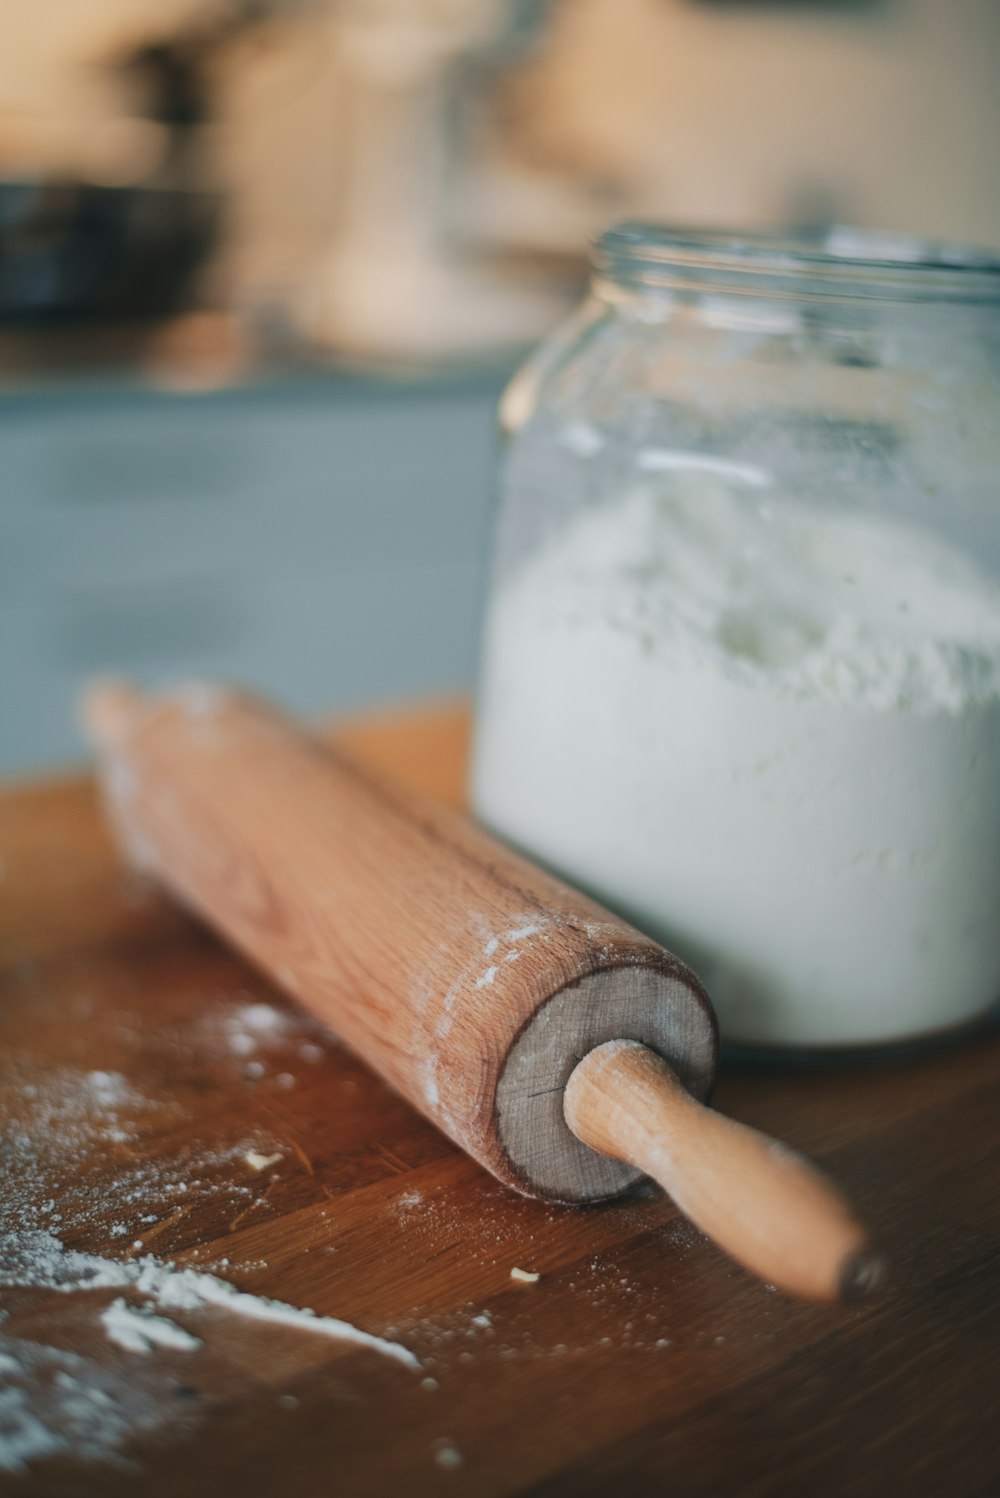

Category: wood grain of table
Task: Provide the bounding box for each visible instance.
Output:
[1,703,998,1497]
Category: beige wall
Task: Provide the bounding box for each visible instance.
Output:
[2,0,998,280]
[0,0,205,168]
[511,0,1000,247]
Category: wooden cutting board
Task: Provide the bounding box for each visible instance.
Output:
[1,702,998,1497]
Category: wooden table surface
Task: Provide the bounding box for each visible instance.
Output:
[1,703,998,1498]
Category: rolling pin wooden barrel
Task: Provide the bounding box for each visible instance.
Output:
[84,681,883,1302]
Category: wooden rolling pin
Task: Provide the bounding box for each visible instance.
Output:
[85,681,882,1302]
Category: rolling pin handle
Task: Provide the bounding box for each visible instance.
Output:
[563,1039,885,1303]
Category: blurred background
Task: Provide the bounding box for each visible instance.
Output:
[3,0,999,775]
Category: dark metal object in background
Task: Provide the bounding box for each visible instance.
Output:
[0,181,217,325]
[0,2,296,327]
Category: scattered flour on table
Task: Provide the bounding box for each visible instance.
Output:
[219,1000,292,1060]
[382,1183,739,1373]
[0,1228,417,1473]
[0,1336,175,1475]
[0,1044,414,1475]
[235,1002,287,1037]
[1,992,713,1478]
[193,994,334,1079]
[3,1063,271,1239]
[245,1149,283,1172]
[100,1298,202,1355]
[0,1228,417,1366]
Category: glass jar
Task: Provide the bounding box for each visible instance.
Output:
[472,223,1000,1049]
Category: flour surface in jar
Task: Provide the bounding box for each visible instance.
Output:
[472,483,1000,1046]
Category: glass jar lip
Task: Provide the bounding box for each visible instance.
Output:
[594,221,1000,305]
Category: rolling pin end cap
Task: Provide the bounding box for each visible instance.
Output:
[839,1246,888,1301]
[81,678,141,750]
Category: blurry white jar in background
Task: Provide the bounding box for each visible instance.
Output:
[472,223,1000,1048]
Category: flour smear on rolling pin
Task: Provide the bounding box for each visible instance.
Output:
[474,483,1000,1046]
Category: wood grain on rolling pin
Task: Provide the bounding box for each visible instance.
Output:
[85,682,717,1203]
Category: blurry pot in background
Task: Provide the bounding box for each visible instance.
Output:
[0,179,219,326]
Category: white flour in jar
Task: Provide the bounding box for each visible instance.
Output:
[472,484,1000,1045]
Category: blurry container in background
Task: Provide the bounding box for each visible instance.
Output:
[4,0,998,382]
[0,17,229,328]
[302,0,575,367]
[473,222,1000,1050]
[0,180,217,328]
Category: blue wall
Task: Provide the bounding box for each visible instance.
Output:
[1,372,503,774]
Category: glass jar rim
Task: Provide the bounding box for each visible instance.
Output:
[594,221,1000,305]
